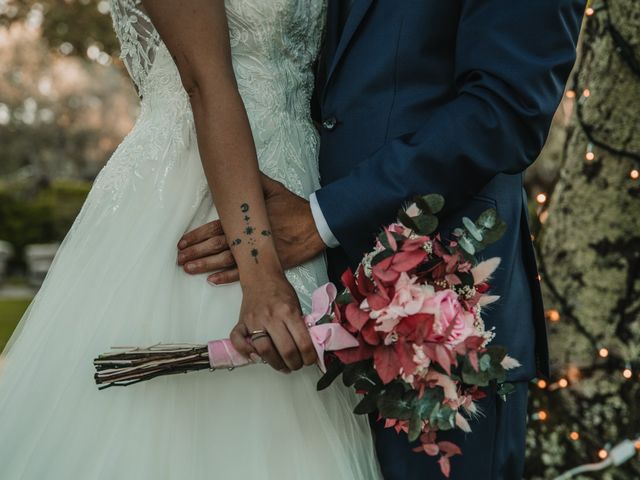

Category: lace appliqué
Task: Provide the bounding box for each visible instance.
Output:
[109,0,161,97]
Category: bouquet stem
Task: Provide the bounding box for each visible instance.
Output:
[93,343,239,389]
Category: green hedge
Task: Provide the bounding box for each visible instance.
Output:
[0,179,91,269]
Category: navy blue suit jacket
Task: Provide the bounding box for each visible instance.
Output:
[315,0,585,381]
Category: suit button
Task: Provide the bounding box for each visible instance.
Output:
[322,116,337,131]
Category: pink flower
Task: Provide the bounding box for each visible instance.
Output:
[371,273,435,333]
[387,222,411,237]
[421,290,475,345]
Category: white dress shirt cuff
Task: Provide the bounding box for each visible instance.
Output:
[309,192,340,248]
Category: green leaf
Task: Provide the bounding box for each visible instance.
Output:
[397,210,418,231]
[431,405,456,431]
[458,235,476,255]
[315,314,333,325]
[480,219,507,246]
[408,412,423,442]
[479,353,492,372]
[353,384,383,415]
[415,387,444,420]
[335,291,354,305]
[476,209,498,229]
[461,358,491,386]
[342,360,372,387]
[416,194,445,214]
[317,360,344,391]
[413,213,439,235]
[371,248,395,266]
[462,216,484,242]
[497,382,516,398]
[377,383,413,420]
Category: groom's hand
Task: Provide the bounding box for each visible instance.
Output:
[177,174,326,284]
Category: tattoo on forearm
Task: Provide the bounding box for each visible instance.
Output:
[230,203,271,264]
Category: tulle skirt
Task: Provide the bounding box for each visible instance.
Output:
[0,105,381,479]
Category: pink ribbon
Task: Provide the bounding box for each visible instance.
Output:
[208,283,358,372]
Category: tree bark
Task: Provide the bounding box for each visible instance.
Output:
[526,1,640,478]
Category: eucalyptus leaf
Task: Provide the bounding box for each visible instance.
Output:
[408,412,423,442]
[458,235,476,255]
[462,216,484,241]
[476,209,498,229]
[353,386,383,415]
[335,291,354,305]
[480,219,507,246]
[315,314,333,325]
[479,353,492,372]
[413,214,439,235]
[342,360,371,387]
[419,194,445,214]
[397,210,418,231]
[371,248,395,266]
[377,395,413,420]
[461,359,491,386]
[497,382,516,398]
[317,360,344,391]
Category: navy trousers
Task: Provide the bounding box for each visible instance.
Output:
[371,382,529,480]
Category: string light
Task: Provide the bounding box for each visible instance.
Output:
[546,309,561,322]
[530,4,640,473]
[585,143,595,162]
[533,410,548,421]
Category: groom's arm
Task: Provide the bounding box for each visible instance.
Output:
[315,0,586,258]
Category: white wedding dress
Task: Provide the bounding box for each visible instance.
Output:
[0,1,381,478]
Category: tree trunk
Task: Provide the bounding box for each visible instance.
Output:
[526,1,640,478]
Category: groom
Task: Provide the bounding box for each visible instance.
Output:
[177,1,585,478]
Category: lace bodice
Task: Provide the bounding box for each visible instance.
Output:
[108,0,326,190]
[109,0,325,106]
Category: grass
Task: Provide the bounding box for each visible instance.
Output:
[0,298,31,352]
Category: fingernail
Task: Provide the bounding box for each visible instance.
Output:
[178,240,187,249]
[207,277,218,286]
[250,353,261,363]
[185,263,195,272]
[177,254,185,264]
[280,369,291,375]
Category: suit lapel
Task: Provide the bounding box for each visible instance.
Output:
[324,0,374,90]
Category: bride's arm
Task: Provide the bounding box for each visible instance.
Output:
[142,0,316,372]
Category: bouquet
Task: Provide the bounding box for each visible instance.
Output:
[93,194,518,478]
[312,194,520,477]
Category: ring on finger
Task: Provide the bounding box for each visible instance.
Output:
[251,332,271,342]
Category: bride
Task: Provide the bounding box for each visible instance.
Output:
[0,0,381,478]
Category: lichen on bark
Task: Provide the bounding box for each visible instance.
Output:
[526,2,640,478]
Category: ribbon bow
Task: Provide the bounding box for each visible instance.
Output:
[208,283,358,372]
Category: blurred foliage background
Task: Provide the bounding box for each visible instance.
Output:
[0,1,639,479]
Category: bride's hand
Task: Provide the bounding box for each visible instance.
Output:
[230,274,317,373]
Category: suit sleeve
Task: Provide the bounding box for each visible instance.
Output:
[315,0,585,258]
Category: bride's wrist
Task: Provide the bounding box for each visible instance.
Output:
[237,248,284,289]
